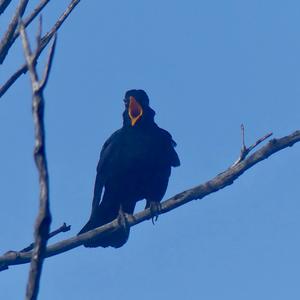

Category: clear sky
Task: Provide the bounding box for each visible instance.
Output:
[1,1,300,299]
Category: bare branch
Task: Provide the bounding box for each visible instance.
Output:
[0,0,12,15]
[40,0,80,44]
[247,132,273,153]
[0,224,71,271]
[19,21,36,82]
[1,0,51,60]
[20,0,50,36]
[36,15,43,50]
[0,0,80,98]
[241,123,246,150]
[39,34,57,90]
[0,0,30,64]
[233,124,273,166]
[20,223,71,253]
[0,64,27,97]
[19,20,55,300]
[0,130,299,271]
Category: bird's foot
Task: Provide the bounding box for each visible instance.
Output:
[148,202,162,225]
[117,206,130,235]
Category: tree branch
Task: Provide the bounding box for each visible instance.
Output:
[0,223,70,272]
[0,129,299,272]
[233,124,273,166]
[0,0,80,98]
[8,0,52,50]
[0,0,29,64]
[0,0,51,59]
[19,19,56,300]
[20,223,71,253]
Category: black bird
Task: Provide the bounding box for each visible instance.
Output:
[78,89,180,248]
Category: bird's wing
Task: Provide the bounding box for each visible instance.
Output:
[158,128,180,167]
[90,129,122,215]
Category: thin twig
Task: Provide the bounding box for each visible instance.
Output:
[22,0,50,29]
[0,223,71,271]
[36,15,43,50]
[19,0,50,38]
[233,124,273,166]
[247,132,273,153]
[241,124,246,150]
[0,0,30,64]
[39,34,57,90]
[6,0,51,53]
[20,223,71,253]
[20,20,56,300]
[0,0,54,62]
[0,0,80,98]
[0,129,299,271]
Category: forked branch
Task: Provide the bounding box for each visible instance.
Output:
[19,19,56,300]
[0,0,29,63]
[0,0,80,98]
[233,124,273,166]
[0,0,52,63]
[20,223,71,253]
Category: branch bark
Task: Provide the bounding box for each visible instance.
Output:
[20,223,71,253]
[0,129,299,271]
[0,0,29,64]
[0,0,80,98]
[0,0,51,60]
[19,19,56,300]
[9,0,52,49]
[233,124,273,166]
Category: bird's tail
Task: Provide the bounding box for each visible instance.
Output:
[78,205,130,248]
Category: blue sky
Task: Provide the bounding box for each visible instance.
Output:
[1,1,300,299]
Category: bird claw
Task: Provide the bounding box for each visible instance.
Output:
[117,206,130,234]
[149,202,161,225]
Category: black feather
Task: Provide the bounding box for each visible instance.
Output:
[78,90,180,248]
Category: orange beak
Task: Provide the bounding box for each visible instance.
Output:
[128,96,143,126]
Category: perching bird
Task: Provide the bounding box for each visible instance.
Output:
[78,89,180,248]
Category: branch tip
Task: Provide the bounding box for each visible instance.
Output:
[36,14,43,48]
[39,33,57,90]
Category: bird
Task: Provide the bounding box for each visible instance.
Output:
[78,89,180,248]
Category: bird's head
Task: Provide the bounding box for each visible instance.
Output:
[123,89,155,127]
